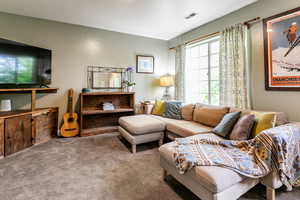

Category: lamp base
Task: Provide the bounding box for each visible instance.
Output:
[162,87,172,101]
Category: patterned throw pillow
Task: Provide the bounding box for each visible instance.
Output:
[151,100,165,116]
[229,114,255,140]
[212,111,241,138]
[164,101,182,120]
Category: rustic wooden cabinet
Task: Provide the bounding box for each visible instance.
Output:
[0,88,59,158]
[5,114,32,156]
[34,109,58,144]
[0,108,58,158]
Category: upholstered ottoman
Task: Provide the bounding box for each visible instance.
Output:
[118,115,165,153]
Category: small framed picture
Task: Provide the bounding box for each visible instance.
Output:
[136,55,154,74]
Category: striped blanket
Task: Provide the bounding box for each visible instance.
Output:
[173,124,300,190]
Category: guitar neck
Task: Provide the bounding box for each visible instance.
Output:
[67,89,74,114]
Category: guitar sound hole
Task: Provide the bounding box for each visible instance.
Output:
[68,118,74,123]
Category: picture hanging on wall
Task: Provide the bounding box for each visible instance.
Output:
[136,55,154,74]
[263,7,300,91]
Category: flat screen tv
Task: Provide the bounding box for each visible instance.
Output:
[0,38,51,87]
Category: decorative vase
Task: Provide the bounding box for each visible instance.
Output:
[127,86,133,92]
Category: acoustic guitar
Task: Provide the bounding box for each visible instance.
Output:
[60,88,79,137]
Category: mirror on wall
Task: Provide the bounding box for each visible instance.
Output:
[87,66,125,89]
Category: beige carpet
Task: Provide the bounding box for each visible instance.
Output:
[0,134,299,200]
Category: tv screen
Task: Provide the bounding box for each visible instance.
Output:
[0,38,51,87]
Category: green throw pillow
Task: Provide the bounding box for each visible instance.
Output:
[212,111,241,138]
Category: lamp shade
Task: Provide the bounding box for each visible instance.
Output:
[160,75,174,87]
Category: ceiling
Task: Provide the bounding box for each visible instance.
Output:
[0,0,257,40]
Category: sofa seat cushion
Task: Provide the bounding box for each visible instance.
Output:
[159,134,247,193]
[119,115,165,135]
[166,121,213,137]
[149,115,180,123]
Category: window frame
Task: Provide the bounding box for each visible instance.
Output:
[185,36,220,105]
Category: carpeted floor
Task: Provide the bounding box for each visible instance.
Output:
[1,134,299,200]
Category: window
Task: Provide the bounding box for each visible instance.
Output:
[185,36,220,105]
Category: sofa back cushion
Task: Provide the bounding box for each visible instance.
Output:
[193,104,230,127]
[181,104,194,121]
[229,107,288,126]
[229,114,255,140]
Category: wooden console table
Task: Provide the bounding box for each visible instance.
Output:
[0,88,59,158]
[80,92,135,136]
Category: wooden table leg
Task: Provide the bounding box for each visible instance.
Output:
[266,187,275,200]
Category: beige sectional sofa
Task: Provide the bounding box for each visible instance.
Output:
[118,103,289,200]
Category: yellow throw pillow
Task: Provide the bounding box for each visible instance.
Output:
[151,100,165,116]
[251,112,276,137]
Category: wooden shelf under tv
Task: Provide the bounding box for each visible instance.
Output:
[80,92,135,136]
[0,88,58,94]
[0,88,58,111]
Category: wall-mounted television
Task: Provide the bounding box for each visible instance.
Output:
[0,38,52,88]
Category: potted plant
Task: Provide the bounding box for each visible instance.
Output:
[123,80,136,92]
[123,66,135,92]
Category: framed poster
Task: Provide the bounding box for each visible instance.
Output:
[263,7,300,91]
[136,55,154,74]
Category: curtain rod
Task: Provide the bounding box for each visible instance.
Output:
[169,17,260,50]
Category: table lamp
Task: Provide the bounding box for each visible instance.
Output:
[160,74,174,100]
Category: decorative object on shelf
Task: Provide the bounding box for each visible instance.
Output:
[122,80,136,92]
[263,7,300,91]
[136,55,154,74]
[87,66,125,89]
[160,74,174,100]
[102,102,115,111]
[60,88,79,138]
[0,99,11,112]
[122,66,136,92]
[82,88,93,93]
[140,100,154,114]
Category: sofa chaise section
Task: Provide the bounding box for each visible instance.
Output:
[159,134,259,200]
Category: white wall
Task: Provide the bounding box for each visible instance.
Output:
[0,12,171,121]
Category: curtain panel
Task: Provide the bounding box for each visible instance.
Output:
[219,24,252,109]
[174,45,186,101]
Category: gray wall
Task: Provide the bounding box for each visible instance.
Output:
[0,12,170,121]
[169,0,300,121]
